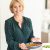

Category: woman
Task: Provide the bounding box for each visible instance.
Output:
[5,0,40,50]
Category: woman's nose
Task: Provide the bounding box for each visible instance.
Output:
[16,7,19,11]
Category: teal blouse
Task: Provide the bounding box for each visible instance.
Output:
[5,16,34,50]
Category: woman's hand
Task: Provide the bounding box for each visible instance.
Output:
[31,38,41,42]
[19,43,28,50]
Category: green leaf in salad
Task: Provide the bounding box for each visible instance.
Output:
[43,45,50,48]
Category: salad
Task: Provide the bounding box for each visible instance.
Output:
[43,45,50,48]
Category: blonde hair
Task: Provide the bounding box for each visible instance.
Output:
[10,0,24,13]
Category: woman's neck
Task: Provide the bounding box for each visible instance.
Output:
[14,15,23,23]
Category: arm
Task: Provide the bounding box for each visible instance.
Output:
[27,18,41,42]
[27,18,35,42]
[5,20,20,50]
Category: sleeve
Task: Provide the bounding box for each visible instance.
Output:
[5,20,20,50]
[27,18,35,42]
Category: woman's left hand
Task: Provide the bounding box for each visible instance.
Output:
[31,38,41,42]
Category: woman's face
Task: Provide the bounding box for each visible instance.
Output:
[12,2,23,15]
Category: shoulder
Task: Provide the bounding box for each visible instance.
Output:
[24,16,32,23]
[24,16,33,29]
[5,17,13,24]
[5,17,13,27]
[23,16,32,26]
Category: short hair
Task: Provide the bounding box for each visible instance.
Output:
[10,0,24,13]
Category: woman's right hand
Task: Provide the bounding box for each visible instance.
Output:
[19,43,28,50]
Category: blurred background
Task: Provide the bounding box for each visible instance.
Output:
[41,0,50,43]
[0,0,50,50]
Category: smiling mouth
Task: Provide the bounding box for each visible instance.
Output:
[15,11,19,13]
[15,11,20,15]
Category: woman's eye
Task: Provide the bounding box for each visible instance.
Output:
[14,6,17,8]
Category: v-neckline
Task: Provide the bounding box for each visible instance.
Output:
[12,16,25,30]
